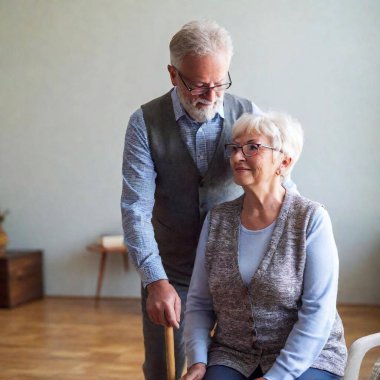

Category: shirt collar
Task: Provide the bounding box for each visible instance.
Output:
[171,87,225,122]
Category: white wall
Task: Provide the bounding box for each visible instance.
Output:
[1,0,379,303]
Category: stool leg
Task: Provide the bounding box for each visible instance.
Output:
[165,326,175,380]
[95,252,107,304]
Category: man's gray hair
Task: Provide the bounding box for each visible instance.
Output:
[169,20,233,68]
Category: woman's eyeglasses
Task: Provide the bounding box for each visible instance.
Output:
[225,143,282,158]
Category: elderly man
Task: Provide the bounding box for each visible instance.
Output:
[121,20,262,379]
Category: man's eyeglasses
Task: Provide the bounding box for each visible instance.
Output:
[174,67,232,96]
[225,143,283,158]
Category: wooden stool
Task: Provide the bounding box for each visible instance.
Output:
[86,244,128,303]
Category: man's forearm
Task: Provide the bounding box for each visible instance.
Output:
[121,110,166,287]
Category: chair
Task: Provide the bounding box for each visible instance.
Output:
[344,332,380,380]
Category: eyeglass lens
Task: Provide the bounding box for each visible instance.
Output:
[190,83,231,96]
[225,144,260,157]
[176,68,231,96]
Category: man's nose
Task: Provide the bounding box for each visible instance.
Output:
[202,87,217,102]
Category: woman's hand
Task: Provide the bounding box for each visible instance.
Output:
[180,363,206,380]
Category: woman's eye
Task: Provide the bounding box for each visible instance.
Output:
[247,144,258,151]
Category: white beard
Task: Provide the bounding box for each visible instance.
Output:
[177,89,224,123]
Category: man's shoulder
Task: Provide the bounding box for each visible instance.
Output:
[129,91,172,124]
[141,90,173,111]
[129,107,144,123]
[225,92,250,102]
[139,90,176,131]
[224,93,262,116]
[224,92,251,106]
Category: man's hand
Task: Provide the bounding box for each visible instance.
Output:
[146,279,181,328]
[180,363,206,380]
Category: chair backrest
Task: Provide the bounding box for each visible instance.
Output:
[344,332,380,380]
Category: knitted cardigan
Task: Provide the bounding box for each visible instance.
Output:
[205,191,347,377]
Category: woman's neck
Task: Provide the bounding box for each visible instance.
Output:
[241,183,286,231]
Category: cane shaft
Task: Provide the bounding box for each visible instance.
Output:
[165,326,175,380]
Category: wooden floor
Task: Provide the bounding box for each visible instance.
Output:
[0,298,379,380]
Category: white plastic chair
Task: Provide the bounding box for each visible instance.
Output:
[344,332,380,380]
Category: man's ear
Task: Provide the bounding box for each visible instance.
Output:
[167,65,178,86]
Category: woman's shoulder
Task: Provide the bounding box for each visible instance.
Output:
[288,191,325,212]
[287,191,330,228]
[210,195,244,215]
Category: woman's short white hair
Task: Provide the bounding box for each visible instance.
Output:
[232,112,304,176]
[169,20,233,68]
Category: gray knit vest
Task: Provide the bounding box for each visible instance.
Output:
[205,191,347,377]
[142,91,252,285]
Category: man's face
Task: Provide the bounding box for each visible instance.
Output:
[168,52,230,123]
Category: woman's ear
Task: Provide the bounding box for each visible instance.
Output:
[282,156,292,170]
[276,156,292,176]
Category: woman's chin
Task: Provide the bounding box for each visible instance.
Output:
[233,177,251,187]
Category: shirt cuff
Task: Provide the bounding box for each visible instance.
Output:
[140,256,168,288]
[187,348,208,368]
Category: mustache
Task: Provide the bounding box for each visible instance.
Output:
[194,98,214,105]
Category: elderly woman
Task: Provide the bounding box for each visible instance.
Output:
[180,113,347,380]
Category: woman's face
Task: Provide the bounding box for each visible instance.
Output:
[230,132,282,189]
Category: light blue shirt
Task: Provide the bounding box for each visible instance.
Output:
[239,221,276,285]
[121,88,262,287]
[184,206,339,379]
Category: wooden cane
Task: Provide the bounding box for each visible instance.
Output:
[165,326,176,380]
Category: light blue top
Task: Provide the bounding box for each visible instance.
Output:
[184,206,339,379]
[239,221,276,285]
[121,88,263,287]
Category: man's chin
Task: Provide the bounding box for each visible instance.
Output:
[189,110,215,123]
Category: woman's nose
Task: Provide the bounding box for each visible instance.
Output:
[231,148,246,161]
